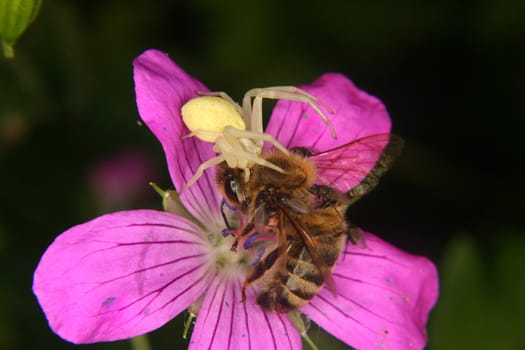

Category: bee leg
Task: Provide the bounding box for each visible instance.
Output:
[290,146,313,157]
[309,184,350,208]
[347,224,367,248]
[230,240,239,252]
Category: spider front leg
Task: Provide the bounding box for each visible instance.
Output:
[195,90,244,116]
[242,86,337,140]
[223,126,290,156]
[220,143,285,175]
[182,155,226,192]
[182,129,222,141]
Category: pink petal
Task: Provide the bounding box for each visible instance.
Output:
[190,276,301,350]
[302,231,438,350]
[33,210,214,343]
[266,73,391,152]
[133,49,222,229]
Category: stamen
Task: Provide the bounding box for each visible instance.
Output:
[221,228,232,237]
[243,232,259,250]
[222,198,237,211]
[250,246,266,266]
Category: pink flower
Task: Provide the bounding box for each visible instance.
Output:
[33,49,438,350]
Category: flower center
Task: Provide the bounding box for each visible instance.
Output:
[206,227,253,277]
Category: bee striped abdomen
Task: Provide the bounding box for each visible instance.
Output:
[256,276,321,313]
[257,244,324,312]
[255,209,346,313]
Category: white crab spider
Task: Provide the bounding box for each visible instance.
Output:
[180,86,336,191]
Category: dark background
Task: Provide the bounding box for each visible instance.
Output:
[1,1,524,349]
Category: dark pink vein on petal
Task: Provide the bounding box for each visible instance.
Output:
[204,277,225,350]
[157,271,213,315]
[331,284,401,324]
[56,240,205,282]
[332,272,406,299]
[178,137,218,219]
[91,239,204,247]
[342,250,410,269]
[118,270,212,331]
[227,280,234,350]
[314,293,377,334]
[91,222,208,243]
[136,271,208,319]
[304,115,330,149]
[93,263,209,318]
[263,307,278,350]
[241,283,252,350]
[88,253,207,288]
[271,103,293,147]
[277,313,294,350]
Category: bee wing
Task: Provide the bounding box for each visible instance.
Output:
[310,133,403,204]
[283,210,338,295]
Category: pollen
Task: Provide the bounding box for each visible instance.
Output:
[181,96,246,142]
[207,230,252,277]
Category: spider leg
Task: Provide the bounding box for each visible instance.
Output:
[182,155,225,192]
[182,129,222,142]
[242,86,337,139]
[224,126,290,155]
[241,152,285,173]
[250,95,263,135]
[196,90,243,116]
[245,86,334,114]
[224,146,285,174]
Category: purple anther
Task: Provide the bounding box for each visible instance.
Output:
[250,246,266,266]
[243,232,259,249]
[221,228,232,237]
[222,198,237,211]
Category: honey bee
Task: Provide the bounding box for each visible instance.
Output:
[216,134,404,312]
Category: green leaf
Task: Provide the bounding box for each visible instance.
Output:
[0,0,43,58]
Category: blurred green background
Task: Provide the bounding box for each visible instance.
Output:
[1,1,524,349]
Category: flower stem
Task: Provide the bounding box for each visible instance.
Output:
[302,334,320,350]
[149,182,204,229]
[288,310,319,350]
[129,334,152,350]
[183,312,196,340]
